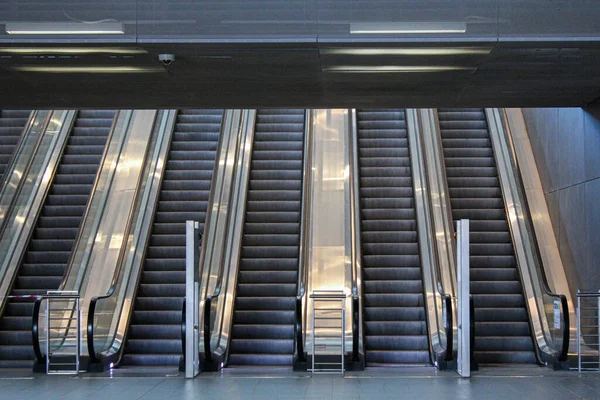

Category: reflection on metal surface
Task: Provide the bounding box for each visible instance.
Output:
[199,110,256,367]
[86,110,177,365]
[419,109,458,361]
[406,109,447,365]
[53,110,158,360]
[305,109,353,355]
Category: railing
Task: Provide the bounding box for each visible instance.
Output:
[407,109,454,366]
[310,291,346,374]
[294,110,313,368]
[577,291,600,372]
[44,291,81,375]
[200,110,255,368]
[487,109,569,366]
[85,110,177,368]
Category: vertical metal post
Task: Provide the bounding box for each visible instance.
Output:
[311,298,315,374]
[577,293,581,373]
[76,298,80,374]
[185,220,200,378]
[597,293,600,369]
[457,219,470,378]
[45,298,49,374]
[341,298,345,374]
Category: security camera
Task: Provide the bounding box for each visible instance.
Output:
[158,54,175,66]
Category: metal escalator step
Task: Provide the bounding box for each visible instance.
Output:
[228,109,305,366]
[124,109,223,367]
[230,339,293,354]
[439,108,535,364]
[366,350,430,364]
[357,109,428,366]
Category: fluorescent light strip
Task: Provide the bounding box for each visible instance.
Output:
[11,66,163,73]
[323,65,476,73]
[350,22,467,34]
[0,47,146,55]
[6,22,124,35]
[322,47,491,56]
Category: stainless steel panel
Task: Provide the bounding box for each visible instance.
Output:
[89,110,176,361]
[305,109,353,354]
[583,110,600,182]
[56,110,157,358]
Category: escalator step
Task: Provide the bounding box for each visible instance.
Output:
[0,110,30,183]
[228,109,305,366]
[357,109,429,366]
[438,108,535,364]
[123,109,222,367]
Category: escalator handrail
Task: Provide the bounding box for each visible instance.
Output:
[348,109,363,362]
[86,110,174,363]
[294,110,312,363]
[409,109,454,362]
[0,111,49,241]
[494,109,569,361]
[203,110,254,363]
[33,111,122,362]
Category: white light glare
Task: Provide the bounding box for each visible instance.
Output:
[6,22,124,35]
[350,22,467,34]
[11,66,164,74]
[323,65,476,73]
[322,47,491,56]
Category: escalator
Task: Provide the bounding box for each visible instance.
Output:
[0,110,31,183]
[122,109,222,366]
[0,110,114,368]
[438,108,536,364]
[227,109,305,366]
[356,109,429,365]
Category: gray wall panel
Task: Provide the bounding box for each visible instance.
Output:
[524,106,600,300]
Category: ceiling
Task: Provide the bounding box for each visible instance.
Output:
[2,41,599,108]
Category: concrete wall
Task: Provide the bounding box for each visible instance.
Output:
[522,107,600,299]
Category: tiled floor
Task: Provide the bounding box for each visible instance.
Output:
[0,367,598,400]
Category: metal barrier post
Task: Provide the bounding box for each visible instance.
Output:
[185,220,200,378]
[456,219,470,378]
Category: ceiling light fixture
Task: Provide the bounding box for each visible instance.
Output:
[350,22,467,34]
[5,22,124,35]
[321,47,491,56]
[323,65,476,73]
[10,65,163,73]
